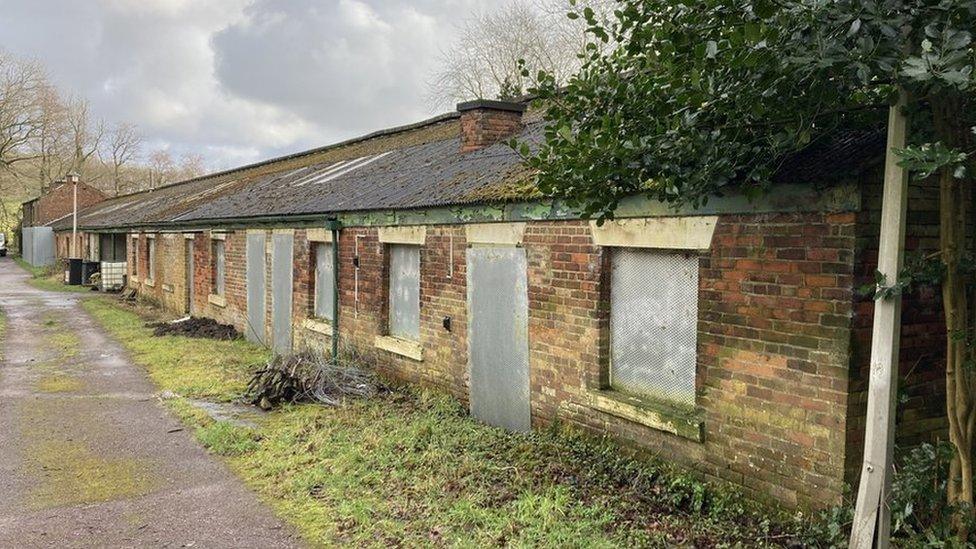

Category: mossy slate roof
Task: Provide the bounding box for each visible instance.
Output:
[51,109,884,232]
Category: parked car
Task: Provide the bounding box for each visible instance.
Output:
[0,233,6,256]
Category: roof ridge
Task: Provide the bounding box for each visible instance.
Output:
[107,110,462,202]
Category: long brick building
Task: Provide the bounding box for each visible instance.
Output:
[43,100,945,508]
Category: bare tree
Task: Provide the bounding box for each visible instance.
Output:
[427,0,613,107]
[177,152,206,180]
[147,149,175,190]
[105,122,142,196]
[65,95,105,180]
[35,82,69,193]
[0,51,47,240]
[0,51,47,173]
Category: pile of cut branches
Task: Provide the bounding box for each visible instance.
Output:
[245,350,379,410]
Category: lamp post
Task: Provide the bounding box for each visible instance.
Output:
[67,171,80,259]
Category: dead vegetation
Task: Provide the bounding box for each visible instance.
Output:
[245,351,380,410]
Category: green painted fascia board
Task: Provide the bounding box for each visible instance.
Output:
[65,182,859,234]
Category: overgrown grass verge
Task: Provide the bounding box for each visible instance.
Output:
[82,298,269,401]
[86,296,821,547]
[12,256,91,293]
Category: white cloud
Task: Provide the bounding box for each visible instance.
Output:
[0,0,484,170]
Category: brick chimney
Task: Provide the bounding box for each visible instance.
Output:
[457,99,526,153]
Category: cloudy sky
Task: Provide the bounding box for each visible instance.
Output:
[0,0,486,171]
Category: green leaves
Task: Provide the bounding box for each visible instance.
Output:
[903,24,974,90]
[895,142,969,180]
[520,0,976,221]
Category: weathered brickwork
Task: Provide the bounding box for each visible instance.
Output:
[846,174,951,486]
[23,181,105,227]
[517,215,856,508]
[291,226,470,396]
[112,213,872,508]
[134,233,193,313]
[458,104,524,153]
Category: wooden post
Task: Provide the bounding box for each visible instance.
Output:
[849,90,909,548]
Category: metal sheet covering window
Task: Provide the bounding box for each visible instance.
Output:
[147,238,156,280]
[212,240,226,296]
[314,242,334,321]
[610,248,699,407]
[388,244,420,341]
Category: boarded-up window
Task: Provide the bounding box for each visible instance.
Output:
[388,244,420,340]
[147,238,156,280]
[212,240,226,296]
[132,238,139,276]
[610,248,699,407]
[314,243,335,321]
[88,235,98,261]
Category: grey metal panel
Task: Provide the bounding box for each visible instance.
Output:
[271,232,294,354]
[610,249,699,407]
[185,240,194,315]
[246,232,267,344]
[213,241,226,296]
[314,242,334,320]
[25,227,54,267]
[388,244,419,340]
[467,246,531,432]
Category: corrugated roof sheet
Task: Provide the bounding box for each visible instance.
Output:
[53,109,884,232]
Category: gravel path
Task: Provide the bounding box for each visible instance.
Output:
[0,257,301,548]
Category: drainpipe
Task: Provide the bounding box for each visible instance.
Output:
[327,218,342,364]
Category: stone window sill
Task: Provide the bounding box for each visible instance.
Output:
[144,278,155,288]
[130,275,139,283]
[586,389,704,442]
[303,318,333,336]
[374,335,423,362]
[208,294,226,308]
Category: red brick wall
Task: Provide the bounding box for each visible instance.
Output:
[32,182,105,227]
[459,106,524,153]
[197,231,248,328]
[291,227,470,395]
[846,174,951,485]
[519,215,855,508]
[127,215,859,508]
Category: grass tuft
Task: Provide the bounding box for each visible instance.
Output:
[196,421,261,456]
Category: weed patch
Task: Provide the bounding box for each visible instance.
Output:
[36,373,84,393]
[18,398,159,511]
[26,439,157,510]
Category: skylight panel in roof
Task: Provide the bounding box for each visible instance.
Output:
[293,152,392,187]
[290,160,351,187]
